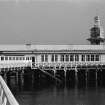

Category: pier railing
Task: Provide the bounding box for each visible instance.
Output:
[0,76,19,105]
[31,61,105,69]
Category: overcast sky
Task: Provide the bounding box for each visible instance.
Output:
[0,0,105,44]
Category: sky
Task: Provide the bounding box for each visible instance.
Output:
[0,0,105,44]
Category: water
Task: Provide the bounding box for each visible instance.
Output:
[5,72,105,105]
[15,87,105,105]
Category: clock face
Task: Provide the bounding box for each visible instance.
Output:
[90,27,100,37]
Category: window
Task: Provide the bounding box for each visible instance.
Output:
[95,55,99,61]
[45,54,48,62]
[9,57,12,60]
[86,55,90,61]
[41,55,44,62]
[16,57,19,60]
[13,57,15,60]
[61,55,64,62]
[75,55,79,61]
[21,57,22,60]
[23,57,25,60]
[55,55,58,62]
[20,57,22,60]
[70,55,74,61]
[51,54,58,62]
[81,55,85,61]
[5,57,8,60]
[51,54,54,62]
[28,57,29,60]
[65,55,69,62]
[91,55,94,61]
[1,57,4,61]
[26,57,29,60]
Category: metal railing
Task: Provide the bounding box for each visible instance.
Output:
[0,76,19,105]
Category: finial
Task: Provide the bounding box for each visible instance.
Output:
[94,16,100,27]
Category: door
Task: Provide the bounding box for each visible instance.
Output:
[32,56,35,69]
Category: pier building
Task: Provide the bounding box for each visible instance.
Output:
[0,16,104,71]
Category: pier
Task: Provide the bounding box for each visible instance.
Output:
[0,16,104,104]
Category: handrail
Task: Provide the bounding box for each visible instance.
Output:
[39,69,62,83]
[0,76,19,105]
